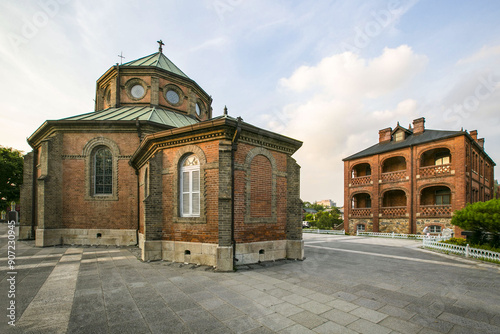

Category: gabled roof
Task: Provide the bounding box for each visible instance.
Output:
[63,106,198,128]
[121,52,189,79]
[343,129,464,161]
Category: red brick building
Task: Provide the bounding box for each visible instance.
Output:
[20,45,303,270]
[343,117,495,236]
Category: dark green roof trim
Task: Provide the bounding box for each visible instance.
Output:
[121,52,189,79]
[63,106,199,128]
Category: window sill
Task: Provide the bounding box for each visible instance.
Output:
[85,194,118,201]
[173,217,206,224]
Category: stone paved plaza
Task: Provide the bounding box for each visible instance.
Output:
[1,224,499,333]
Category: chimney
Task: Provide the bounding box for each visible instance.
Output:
[379,127,392,143]
[470,130,478,142]
[478,138,484,148]
[412,117,425,134]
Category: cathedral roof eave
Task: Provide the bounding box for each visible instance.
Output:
[130,117,303,170]
[26,119,174,149]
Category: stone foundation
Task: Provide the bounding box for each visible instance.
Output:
[34,228,137,247]
[139,239,304,271]
[349,218,373,233]
[416,218,453,234]
[379,218,410,233]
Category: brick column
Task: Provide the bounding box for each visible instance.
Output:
[142,151,163,261]
[286,156,303,260]
[36,133,63,246]
[217,142,233,271]
[19,151,34,240]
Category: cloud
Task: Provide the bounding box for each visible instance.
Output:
[456,44,500,65]
[279,45,427,99]
[268,45,427,203]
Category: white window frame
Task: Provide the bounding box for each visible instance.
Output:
[357,224,365,231]
[429,225,442,233]
[180,155,200,217]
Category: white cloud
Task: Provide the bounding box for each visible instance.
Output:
[456,44,500,65]
[279,45,427,99]
[270,46,427,204]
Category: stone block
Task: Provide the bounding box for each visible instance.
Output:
[201,243,217,255]
[216,246,233,271]
[286,240,304,260]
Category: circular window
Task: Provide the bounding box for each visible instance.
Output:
[131,85,145,99]
[166,90,180,104]
[195,103,201,115]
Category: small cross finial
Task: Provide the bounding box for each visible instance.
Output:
[224,106,228,116]
[118,51,125,65]
[157,40,165,53]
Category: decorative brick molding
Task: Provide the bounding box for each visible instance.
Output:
[171,144,207,224]
[243,147,277,224]
[82,137,121,201]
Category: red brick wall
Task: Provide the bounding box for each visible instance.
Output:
[61,132,139,229]
[250,155,272,218]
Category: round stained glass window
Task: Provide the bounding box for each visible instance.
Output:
[166,90,180,104]
[130,84,145,99]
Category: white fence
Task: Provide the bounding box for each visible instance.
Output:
[356,231,453,241]
[423,239,500,262]
[303,229,345,235]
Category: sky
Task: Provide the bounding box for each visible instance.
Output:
[1,0,499,206]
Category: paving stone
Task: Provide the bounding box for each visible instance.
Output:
[379,316,422,334]
[321,309,359,326]
[281,294,311,305]
[333,291,358,302]
[223,315,262,333]
[313,321,359,334]
[438,312,500,334]
[108,319,151,334]
[278,323,316,333]
[350,306,388,323]
[257,312,296,331]
[347,318,392,334]
[299,300,332,315]
[289,310,327,329]
[353,297,386,310]
[210,303,245,321]
[409,314,454,333]
[327,299,359,312]
[378,304,416,320]
[270,302,303,317]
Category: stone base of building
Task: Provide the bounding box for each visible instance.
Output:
[34,228,137,247]
[18,225,34,240]
[349,218,374,233]
[379,218,410,234]
[140,239,304,271]
[416,218,453,234]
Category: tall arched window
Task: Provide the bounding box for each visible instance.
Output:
[180,154,200,217]
[94,147,113,195]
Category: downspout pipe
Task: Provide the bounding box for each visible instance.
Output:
[133,119,142,246]
[231,115,243,269]
[31,149,37,239]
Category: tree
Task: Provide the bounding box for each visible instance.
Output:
[303,201,326,212]
[451,198,500,247]
[495,180,499,199]
[0,147,24,211]
[315,210,343,230]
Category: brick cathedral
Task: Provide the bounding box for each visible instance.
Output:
[20,44,304,271]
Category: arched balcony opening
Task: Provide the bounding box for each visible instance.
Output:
[381,156,407,182]
[351,163,372,186]
[381,190,407,216]
[419,186,452,216]
[351,193,371,217]
[420,148,452,178]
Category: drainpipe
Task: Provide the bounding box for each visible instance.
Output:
[30,148,37,239]
[136,169,140,246]
[410,144,414,234]
[231,115,243,268]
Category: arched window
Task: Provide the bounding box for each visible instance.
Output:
[357,224,366,232]
[180,155,200,217]
[94,147,113,195]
